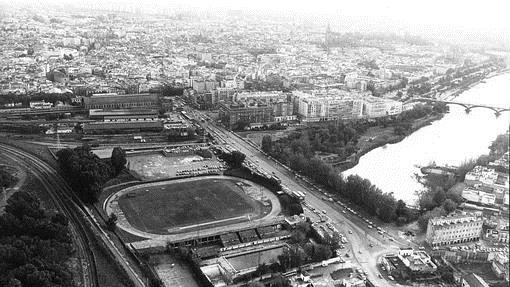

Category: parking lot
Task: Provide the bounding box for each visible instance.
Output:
[127,152,224,180]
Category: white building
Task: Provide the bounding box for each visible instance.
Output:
[462,187,497,206]
[294,90,365,122]
[426,213,483,247]
[362,95,403,118]
[397,248,437,273]
[29,101,52,109]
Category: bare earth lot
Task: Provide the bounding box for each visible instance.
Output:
[118,178,263,234]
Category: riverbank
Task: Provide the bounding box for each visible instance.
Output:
[336,113,444,173]
[439,68,509,101]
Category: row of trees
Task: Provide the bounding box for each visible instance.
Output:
[56,145,126,203]
[263,103,448,163]
[260,104,448,223]
[0,191,74,287]
[263,138,412,223]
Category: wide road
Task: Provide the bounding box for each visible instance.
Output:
[198,116,409,286]
[0,143,146,287]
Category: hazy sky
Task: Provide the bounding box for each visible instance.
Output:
[3,0,510,45]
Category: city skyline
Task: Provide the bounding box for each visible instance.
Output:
[2,0,510,48]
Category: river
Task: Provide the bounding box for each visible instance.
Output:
[343,72,510,205]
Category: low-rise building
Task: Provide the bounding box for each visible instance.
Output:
[397,248,437,273]
[83,93,159,110]
[426,213,483,247]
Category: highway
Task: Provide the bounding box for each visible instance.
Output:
[197,115,409,286]
[0,143,146,287]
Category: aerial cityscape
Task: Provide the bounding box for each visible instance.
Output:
[0,1,509,287]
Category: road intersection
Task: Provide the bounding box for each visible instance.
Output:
[199,116,412,286]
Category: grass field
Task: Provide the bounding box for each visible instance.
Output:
[118,178,261,234]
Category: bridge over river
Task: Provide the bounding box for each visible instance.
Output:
[405,97,510,116]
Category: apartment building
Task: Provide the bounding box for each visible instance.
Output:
[426,213,483,247]
[218,102,274,129]
[362,95,403,118]
[294,90,364,122]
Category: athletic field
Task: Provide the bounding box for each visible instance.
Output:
[118,178,263,234]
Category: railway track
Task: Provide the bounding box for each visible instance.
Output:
[0,143,146,287]
[0,143,99,287]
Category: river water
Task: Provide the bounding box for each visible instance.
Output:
[343,73,510,205]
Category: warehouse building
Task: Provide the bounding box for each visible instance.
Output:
[83,93,159,110]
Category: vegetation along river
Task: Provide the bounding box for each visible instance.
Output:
[343,72,510,205]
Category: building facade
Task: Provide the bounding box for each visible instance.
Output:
[294,90,365,122]
[362,95,403,118]
[83,93,159,110]
[218,103,274,129]
[426,213,483,247]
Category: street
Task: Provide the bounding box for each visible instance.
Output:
[199,117,409,286]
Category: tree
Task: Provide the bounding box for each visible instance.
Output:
[433,187,446,205]
[418,207,445,232]
[5,191,44,220]
[395,200,407,217]
[106,213,118,231]
[220,151,246,168]
[0,168,17,189]
[111,147,127,175]
[57,145,114,203]
[442,199,457,214]
[261,135,273,153]
[0,191,74,287]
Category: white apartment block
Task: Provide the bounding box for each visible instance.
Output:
[362,95,403,118]
[462,187,497,206]
[294,90,365,122]
[426,213,483,247]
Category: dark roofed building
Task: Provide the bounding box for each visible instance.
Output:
[82,120,163,134]
[88,108,158,120]
[218,102,274,129]
[84,93,159,110]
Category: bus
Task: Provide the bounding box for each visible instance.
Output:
[271,175,282,184]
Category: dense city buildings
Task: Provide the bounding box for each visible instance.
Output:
[0,3,508,287]
[426,213,484,247]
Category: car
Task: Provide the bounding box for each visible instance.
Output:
[348,230,353,234]
[358,250,362,254]
[378,274,383,279]
[342,210,346,214]
[388,276,394,281]
[369,243,374,247]
[322,210,327,214]
[368,225,373,229]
